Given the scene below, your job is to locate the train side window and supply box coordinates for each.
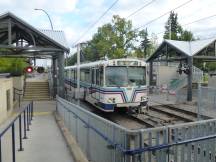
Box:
[96,68,100,85]
[74,69,77,80]
[71,70,74,80]
[100,67,104,86]
[84,69,90,83]
[64,70,67,78]
[80,68,85,82]
[91,68,95,84]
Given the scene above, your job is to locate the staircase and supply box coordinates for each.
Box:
[168,66,204,95]
[24,81,50,101]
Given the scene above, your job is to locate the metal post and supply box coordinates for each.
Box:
[187,57,193,101]
[77,44,81,105]
[149,61,153,93]
[57,53,65,98]
[0,138,1,162]
[18,115,24,151]
[28,105,31,125]
[12,123,16,162]
[52,57,57,98]
[19,95,21,108]
[197,83,201,120]
[23,110,27,139]
[13,88,15,101]
[27,106,30,131]
[8,19,12,45]
[31,101,34,119]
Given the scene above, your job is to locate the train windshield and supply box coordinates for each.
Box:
[106,66,146,87]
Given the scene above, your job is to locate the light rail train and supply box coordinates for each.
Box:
[64,58,148,112]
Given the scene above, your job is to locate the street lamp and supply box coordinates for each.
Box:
[34,8,54,30]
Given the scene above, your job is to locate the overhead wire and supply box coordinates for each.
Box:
[135,0,192,30]
[126,0,156,19]
[155,13,216,36]
[72,0,119,46]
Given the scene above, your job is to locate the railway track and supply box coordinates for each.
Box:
[65,97,211,129]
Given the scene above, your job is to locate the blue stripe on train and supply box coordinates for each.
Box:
[97,102,115,111]
[65,79,147,102]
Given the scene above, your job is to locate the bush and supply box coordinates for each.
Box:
[0,58,28,76]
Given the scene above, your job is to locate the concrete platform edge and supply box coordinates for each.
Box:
[54,112,89,162]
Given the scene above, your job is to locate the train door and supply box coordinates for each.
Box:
[91,68,96,99]
[95,68,100,100]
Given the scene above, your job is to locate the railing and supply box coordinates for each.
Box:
[198,86,216,120]
[13,88,23,108]
[0,101,33,162]
[57,96,216,162]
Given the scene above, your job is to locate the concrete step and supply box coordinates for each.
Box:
[25,95,49,97]
[25,92,49,94]
[23,98,51,101]
[25,85,49,88]
[25,90,49,92]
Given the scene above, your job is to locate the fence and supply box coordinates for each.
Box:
[57,96,216,162]
[0,101,33,162]
[198,86,216,119]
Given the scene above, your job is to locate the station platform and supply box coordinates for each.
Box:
[2,101,74,162]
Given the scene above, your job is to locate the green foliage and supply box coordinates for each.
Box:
[77,15,138,63]
[67,15,159,65]
[0,58,28,76]
[134,29,157,58]
[163,11,194,41]
[194,59,216,73]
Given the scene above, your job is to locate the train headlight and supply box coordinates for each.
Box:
[107,98,116,103]
[141,96,147,101]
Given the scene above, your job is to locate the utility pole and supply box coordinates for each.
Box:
[169,18,172,40]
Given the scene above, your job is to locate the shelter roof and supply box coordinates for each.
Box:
[0,12,69,54]
[147,38,216,62]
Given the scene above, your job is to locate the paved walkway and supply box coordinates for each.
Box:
[2,101,74,162]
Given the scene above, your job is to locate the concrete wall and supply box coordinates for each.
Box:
[154,65,178,86]
[0,77,13,124]
[13,75,24,90]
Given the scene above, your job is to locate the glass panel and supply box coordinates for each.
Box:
[105,66,146,87]
[128,67,146,86]
[106,67,127,87]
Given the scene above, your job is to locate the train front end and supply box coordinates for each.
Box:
[101,59,148,112]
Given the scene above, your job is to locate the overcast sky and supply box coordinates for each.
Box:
[1,0,216,53]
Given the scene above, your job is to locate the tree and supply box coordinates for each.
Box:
[139,28,151,58]
[82,15,137,61]
[179,30,194,41]
[164,11,181,40]
[163,11,195,41]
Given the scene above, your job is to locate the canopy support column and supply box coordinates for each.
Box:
[52,57,57,98]
[187,57,193,101]
[149,61,153,93]
[57,53,65,98]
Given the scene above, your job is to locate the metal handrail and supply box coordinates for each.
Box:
[13,87,23,107]
[0,101,33,162]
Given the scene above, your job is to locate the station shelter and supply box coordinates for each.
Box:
[147,38,216,101]
[0,12,70,97]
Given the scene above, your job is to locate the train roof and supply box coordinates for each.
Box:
[65,58,146,69]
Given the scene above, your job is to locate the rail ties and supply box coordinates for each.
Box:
[149,105,197,122]
[127,114,156,128]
